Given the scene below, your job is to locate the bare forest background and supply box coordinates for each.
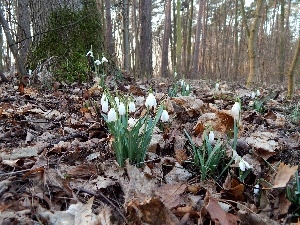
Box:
[0,0,300,96]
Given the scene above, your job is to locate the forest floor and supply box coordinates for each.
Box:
[0,75,300,225]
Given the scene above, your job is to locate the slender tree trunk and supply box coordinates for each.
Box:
[246,0,264,87]
[132,0,140,79]
[17,0,31,67]
[171,1,176,71]
[161,0,171,78]
[0,25,3,72]
[287,37,300,98]
[278,0,285,82]
[122,0,130,73]
[139,0,152,79]
[0,5,26,77]
[233,0,239,80]
[175,0,182,76]
[192,0,204,78]
[186,0,193,75]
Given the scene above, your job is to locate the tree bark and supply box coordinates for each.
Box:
[246,0,264,87]
[186,0,193,75]
[287,37,300,98]
[122,0,130,73]
[104,0,115,56]
[191,0,204,78]
[139,0,152,79]
[278,0,285,82]
[17,0,31,66]
[0,5,26,77]
[161,0,171,78]
[175,0,182,76]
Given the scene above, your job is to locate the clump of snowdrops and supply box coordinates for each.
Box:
[100,91,169,167]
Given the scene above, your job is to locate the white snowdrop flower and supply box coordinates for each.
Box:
[145,93,157,109]
[86,50,93,57]
[180,80,185,87]
[254,184,260,195]
[115,97,120,106]
[128,117,137,127]
[256,89,260,96]
[239,158,252,171]
[231,102,241,120]
[209,131,214,143]
[160,110,169,122]
[101,93,107,105]
[101,56,108,63]
[215,82,220,90]
[28,69,32,76]
[251,92,256,99]
[186,84,190,92]
[95,59,101,66]
[174,71,177,78]
[107,108,117,122]
[128,101,136,113]
[118,102,126,115]
[102,98,109,113]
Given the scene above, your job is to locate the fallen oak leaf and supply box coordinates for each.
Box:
[272,163,298,188]
[206,198,240,225]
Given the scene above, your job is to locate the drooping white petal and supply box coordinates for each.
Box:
[251,92,256,99]
[128,101,136,113]
[118,102,126,115]
[186,84,190,91]
[102,99,109,113]
[128,117,137,127]
[231,102,241,120]
[95,60,101,66]
[107,108,117,122]
[254,184,260,195]
[145,93,157,109]
[86,50,93,57]
[115,97,120,106]
[101,93,107,105]
[160,110,169,122]
[209,131,214,143]
[239,160,246,171]
[256,89,260,96]
[215,83,220,90]
[101,56,108,63]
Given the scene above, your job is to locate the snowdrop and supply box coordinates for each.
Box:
[101,56,108,63]
[254,184,260,195]
[128,101,136,113]
[102,98,109,113]
[95,59,101,66]
[145,93,157,109]
[251,92,256,99]
[101,93,107,105]
[86,50,93,57]
[107,108,117,122]
[209,131,215,143]
[186,84,190,92]
[174,71,177,78]
[181,80,185,87]
[118,102,126,116]
[256,89,260,96]
[160,110,169,122]
[238,158,252,171]
[215,82,220,90]
[28,69,32,76]
[231,102,241,120]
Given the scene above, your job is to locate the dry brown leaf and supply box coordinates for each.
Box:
[206,198,240,225]
[273,163,298,188]
[156,182,187,209]
[66,164,97,178]
[127,197,179,225]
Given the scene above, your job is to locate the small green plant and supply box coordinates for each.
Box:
[184,130,226,181]
[180,80,191,96]
[290,104,300,125]
[253,99,265,113]
[168,82,179,97]
[286,170,300,206]
[101,91,168,167]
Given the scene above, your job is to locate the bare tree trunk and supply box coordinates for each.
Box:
[192,0,204,78]
[233,0,239,80]
[186,0,193,75]
[246,0,264,87]
[278,0,285,82]
[122,0,130,73]
[16,0,31,67]
[132,0,140,78]
[104,0,115,56]
[175,0,182,77]
[0,25,3,72]
[139,0,152,79]
[161,0,171,78]
[0,5,26,77]
[287,37,300,98]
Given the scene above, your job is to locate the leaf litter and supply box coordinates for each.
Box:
[0,78,300,224]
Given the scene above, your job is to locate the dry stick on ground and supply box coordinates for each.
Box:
[73,187,128,224]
